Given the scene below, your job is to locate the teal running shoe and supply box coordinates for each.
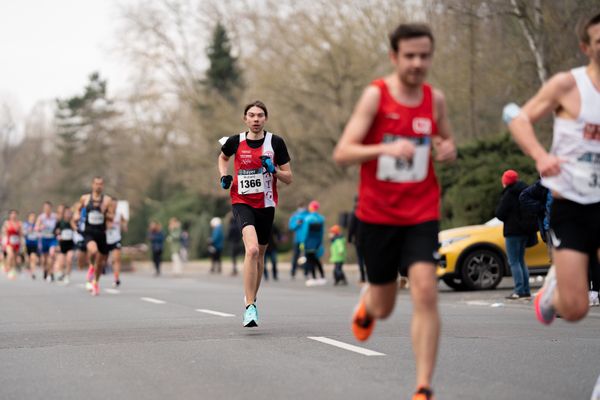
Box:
[243,304,258,327]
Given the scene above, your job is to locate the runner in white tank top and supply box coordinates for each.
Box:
[507,12,600,331]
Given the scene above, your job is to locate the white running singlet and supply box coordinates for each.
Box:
[542,67,600,204]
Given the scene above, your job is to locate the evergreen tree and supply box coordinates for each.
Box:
[55,72,119,199]
[204,23,243,99]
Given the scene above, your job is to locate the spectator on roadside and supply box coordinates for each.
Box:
[298,200,326,285]
[263,224,281,281]
[209,217,224,274]
[495,170,532,300]
[227,215,243,276]
[180,222,190,262]
[148,221,165,277]
[329,224,347,286]
[167,217,183,275]
[347,196,366,284]
[288,201,308,279]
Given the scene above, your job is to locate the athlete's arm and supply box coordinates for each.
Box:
[104,196,115,226]
[433,90,457,162]
[218,153,230,177]
[276,162,292,184]
[333,85,415,166]
[508,73,573,177]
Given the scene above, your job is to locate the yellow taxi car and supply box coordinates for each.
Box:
[437,218,551,291]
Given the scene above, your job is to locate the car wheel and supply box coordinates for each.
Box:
[460,249,503,290]
[441,276,468,291]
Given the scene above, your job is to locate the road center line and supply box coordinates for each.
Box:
[141,297,166,304]
[196,309,235,317]
[105,289,120,294]
[307,336,385,356]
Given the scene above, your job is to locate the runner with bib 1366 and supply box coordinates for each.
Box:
[505,11,600,326]
[218,100,292,327]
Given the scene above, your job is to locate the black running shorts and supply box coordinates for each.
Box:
[59,241,74,254]
[357,219,440,284]
[232,203,275,246]
[107,241,122,253]
[84,230,109,255]
[549,199,600,256]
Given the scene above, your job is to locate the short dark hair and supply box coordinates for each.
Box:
[389,23,434,53]
[244,100,268,117]
[44,201,52,206]
[577,12,600,44]
[93,176,104,182]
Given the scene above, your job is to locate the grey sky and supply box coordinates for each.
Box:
[0,0,130,119]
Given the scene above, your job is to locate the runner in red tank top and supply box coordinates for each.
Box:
[2,210,23,280]
[218,101,293,327]
[334,23,456,400]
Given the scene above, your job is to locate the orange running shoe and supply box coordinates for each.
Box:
[412,387,435,400]
[351,289,374,341]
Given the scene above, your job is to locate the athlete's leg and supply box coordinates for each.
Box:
[65,250,74,278]
[241,225,261,306]
[552,249,590,321]
[5,246,16,272]
[29,252,38,277]
[112,248,121,282]
[408,262,440,391]
[55,252,65,278]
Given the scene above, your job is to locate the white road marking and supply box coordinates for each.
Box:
[141,297,166,304]
[307,336,385,356]
[196,309,235,317]
[105,288,120,294]
[466,300,491,306]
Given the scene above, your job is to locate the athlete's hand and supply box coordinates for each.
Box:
[220,175,233,190]
[260,156,276,174]
[535,153,564,178]
[433,137,457,162]
[382,139,415,160]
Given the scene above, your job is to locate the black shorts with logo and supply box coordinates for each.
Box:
[549,199,600,256]
[357,219,440,284]
[84,230,109,255]
[232,203,275,246]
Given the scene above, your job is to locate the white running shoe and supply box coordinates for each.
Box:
[589,291,600,307]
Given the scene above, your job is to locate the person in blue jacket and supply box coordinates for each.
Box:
[298,200,326,285]
[287,201,308,279]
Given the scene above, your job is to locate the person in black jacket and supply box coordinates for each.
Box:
[495,170,531,299]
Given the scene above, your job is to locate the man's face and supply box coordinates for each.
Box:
[243,106,267,134]
[582,23,600,65]
[390,37,433,87]
[92,179,104,194]
[9,211,17,220]
[43,203,51,214]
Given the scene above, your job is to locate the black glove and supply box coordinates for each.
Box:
[260,156,276,174]
[220,175,233,189]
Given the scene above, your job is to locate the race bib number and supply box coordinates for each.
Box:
[237,168,264,195]
[88,210,105,225]
[26,233,38,241]
[377,135,430,183]
[572,153,600,196]
[106,228,121,244]
[8,235,20,245]
[60,229,73,241]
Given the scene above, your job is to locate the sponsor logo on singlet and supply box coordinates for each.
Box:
[412,118,432,135]
[584,123,600,141]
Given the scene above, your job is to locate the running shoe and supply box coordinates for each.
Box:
[113,279,121,288]
[534,265,557,325]
[85,281,94,291]
[412,387,435,400]
[91,281,99,296]
[63,275,70,285]
[86,264,94,282]
[243,304,258,327]
[7,269,17,280]
[351,286,375,342]
[589,291,600,307]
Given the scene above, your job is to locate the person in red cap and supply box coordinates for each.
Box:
[298,200,326,285]
[495,169,532,299]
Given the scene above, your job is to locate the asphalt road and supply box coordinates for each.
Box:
[1,265,599,400]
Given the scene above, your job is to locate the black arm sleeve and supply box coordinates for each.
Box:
[272,135,291,166]
[221,135,240,157]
